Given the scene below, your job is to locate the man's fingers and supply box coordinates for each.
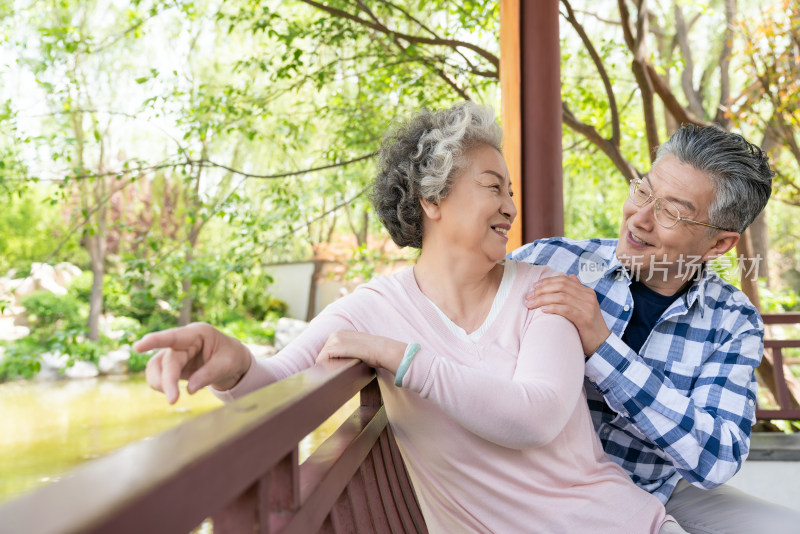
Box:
[527,292,573,310]
[537,303,576,322]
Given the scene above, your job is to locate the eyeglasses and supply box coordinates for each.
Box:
[628,179,732,232]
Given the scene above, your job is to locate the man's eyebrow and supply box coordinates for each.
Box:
[644,174,696,214]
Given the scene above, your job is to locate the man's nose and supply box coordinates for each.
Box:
[628,198,656,229]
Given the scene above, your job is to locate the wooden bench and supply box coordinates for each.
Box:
[0,359,428,533]
[3,313,797,532]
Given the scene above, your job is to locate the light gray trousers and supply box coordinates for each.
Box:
[664,479,800,534]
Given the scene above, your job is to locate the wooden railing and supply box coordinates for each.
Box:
[757,313,800,422]
[0,359,428,534]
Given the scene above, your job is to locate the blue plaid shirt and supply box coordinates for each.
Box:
[509,237,763,504]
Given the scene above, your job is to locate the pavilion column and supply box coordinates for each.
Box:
[501,0,563,246]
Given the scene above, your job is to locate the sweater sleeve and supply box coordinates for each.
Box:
[211,307,358,401]
[401,309,586,450]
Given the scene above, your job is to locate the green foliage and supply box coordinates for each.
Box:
[20,291,83,335]
[760,283,800,313]
[0,339,42,381]
[0,187,85,274]
[218,316,276,345]
[127,350,152,373]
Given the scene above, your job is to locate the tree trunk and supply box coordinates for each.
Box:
[736,229,761,312]
[178,270,193,326]
[87,230,105,341]
[748,212,769,287]
[748,122,783,288]
[306,258,324,322]
[178,228,201,327]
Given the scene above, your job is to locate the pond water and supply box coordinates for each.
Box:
[0,375,222,503]
[0,375,356,507]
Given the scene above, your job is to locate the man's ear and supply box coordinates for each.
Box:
[419,197,441,221]
[702,231,740,262]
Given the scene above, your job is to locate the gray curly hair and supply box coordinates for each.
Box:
[372,101,503,248]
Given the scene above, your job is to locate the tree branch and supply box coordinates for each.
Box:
[353,0,472,99]
[562,102,641,183]
[298,0,499,69]
[715,0,736,126]
[618,0,660,159]
[645,63,710,126]
[561,0,621,145]
[674,3,706,118]
[60,151,378,182]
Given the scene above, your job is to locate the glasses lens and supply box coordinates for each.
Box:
[653,199,680,228]
[630,180,650,206]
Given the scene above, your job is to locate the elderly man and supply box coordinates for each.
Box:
[510,124,799,533]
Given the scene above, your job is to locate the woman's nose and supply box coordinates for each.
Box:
[502,195,518,223]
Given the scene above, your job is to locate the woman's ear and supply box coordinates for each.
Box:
[420,197,441,221]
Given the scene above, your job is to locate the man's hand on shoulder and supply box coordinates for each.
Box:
[526,274,611,356]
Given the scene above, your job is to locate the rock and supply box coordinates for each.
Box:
[54,262,82,287]
[99,314,126,340]
[273,317,309,351]
[13,277,37,298]
[245,343,278,359]
[0,316,29,342]
[99,348,131,375]
[14,263,69,298]
[37,351,69,380]
[64,360,99,379]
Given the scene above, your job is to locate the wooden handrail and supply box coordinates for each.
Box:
[0,359,427,534]
[757,313,800,422]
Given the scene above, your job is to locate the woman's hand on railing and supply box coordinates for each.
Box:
[133,322,253,404]
[316,330,406,374]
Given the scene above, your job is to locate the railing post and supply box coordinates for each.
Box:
[212,448,299,534]
[267,448,300,532]
[360,376,382,408]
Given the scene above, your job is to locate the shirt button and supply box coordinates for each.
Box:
[748,399,755,407]
[623,305,631,312]
[588,376,596,382]
[621,411,629,418]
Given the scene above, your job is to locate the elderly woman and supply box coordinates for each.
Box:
[135,102,683,533]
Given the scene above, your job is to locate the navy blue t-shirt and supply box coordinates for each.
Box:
[621,281,686,354]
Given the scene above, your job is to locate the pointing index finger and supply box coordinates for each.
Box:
[133,326,199,354]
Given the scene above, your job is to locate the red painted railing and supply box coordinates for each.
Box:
[0,359,428,533]
[758,313,800,422]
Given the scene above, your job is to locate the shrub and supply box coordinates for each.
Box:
[21,291,83,335]
[219,317,275,345]
[128,350,152,373]
[0,338,42,380]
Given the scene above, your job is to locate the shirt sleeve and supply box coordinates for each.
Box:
[584,310,762,489]
[210,306,359,401]
[402,310,586,450]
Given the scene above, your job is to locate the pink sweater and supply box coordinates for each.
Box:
[215,262,669,533]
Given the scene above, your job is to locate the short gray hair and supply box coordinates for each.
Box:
[372,101,503,248]
[655,124,774,234]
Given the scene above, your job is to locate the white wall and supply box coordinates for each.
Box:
[265,262,315,320]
